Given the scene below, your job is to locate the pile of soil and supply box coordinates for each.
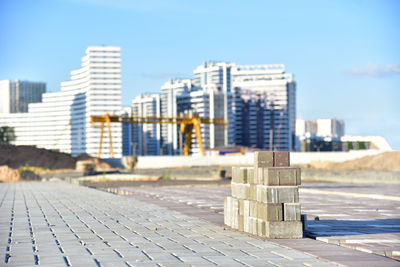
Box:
[0,165,20,182]
[0,144,112,182]
[309,151,400,172]
[0,165,44,183]
[0,144,76,169]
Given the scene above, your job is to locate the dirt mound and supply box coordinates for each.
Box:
[309,151,400,171]
[0,144,76,169]
[0,165,20,182]
[0,145,112,170]
[0,145,114,182]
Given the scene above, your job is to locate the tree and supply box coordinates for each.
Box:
[347,141,353,151]
[358,141,366,150]
[0,126,16,144]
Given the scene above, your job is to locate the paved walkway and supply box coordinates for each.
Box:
[117,182,400,263]
[301,183,400,260]
[1,182,339,267]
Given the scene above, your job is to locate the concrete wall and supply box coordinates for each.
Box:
[131,150,383,169]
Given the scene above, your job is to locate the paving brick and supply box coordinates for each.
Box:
[249,201,258,218]
[0,182,343,267]
[145,251,183,262]
[258,167,301,186]
[274,151,290,167]
[126,262,158,267]
[243,200,250,233]
[231,167,248,184]
[249,184,257,200]
[252,217,258,235]
[66,256,98,266]
[178,256,218,265]
[257,219,266,237]
[265,221,303,239]
[202,255,244,266]
[231,182,250,199]
[256,185,278,203]
[257,185,299,204]
[247,167,255,184]
[260,168,279,185]
[254,151,274,168]
[238,199,244,216]
[277,167,301,186]
[231,197,239,230]
[223,197,231,227]
[284,203,301,221]
[257,202,283,222]
[238,214,244,232]
[277,186,299,203]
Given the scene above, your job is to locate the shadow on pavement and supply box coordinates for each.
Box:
[306,218,400,237]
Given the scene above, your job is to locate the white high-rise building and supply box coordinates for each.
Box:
[231,64,296,151]
[296,119,344,140]
[0,80,46,113]
[191,62,296,151]
[0,46,122,158]
[132,62,296,155]
[295,119,345,151]
[160,79,193,155]
[193,62,232,146]
[316,119,344,139]
[176,86,226,154]
[132,93,161,155]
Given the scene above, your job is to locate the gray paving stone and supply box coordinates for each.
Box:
[235,258,276,266]
[202,255,245,266]
[36,255,66,265]
[127,262,159,267]
[0,182,339,267]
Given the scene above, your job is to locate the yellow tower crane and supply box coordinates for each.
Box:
[90,114,227,158]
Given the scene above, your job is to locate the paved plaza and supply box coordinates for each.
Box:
[117,182,400,263]
[0,182,340,267]
[1,182,399,266]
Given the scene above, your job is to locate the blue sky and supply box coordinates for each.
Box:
[1,0,399,149]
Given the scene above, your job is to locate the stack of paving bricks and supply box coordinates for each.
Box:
[224,151,303,238]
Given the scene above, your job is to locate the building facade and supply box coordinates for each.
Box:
[159,79,193,155]
[231,64,296,151]
[131,93,161,156]
[0,80,46,113]
[296,119,345,151]
[296,119,344,140]
[176,86,226,154]
[131,62,296,155]
[193,62,232,146]
[0,46,122,158]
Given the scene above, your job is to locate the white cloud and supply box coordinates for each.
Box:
[347,62,400,77]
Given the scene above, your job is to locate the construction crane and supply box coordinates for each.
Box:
[90,114,226,158]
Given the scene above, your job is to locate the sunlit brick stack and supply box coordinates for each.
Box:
[224,151,303,238]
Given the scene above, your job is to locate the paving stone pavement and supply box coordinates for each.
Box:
[117,182,400,263]
[301,185,400,261]
[0,182,341,267]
